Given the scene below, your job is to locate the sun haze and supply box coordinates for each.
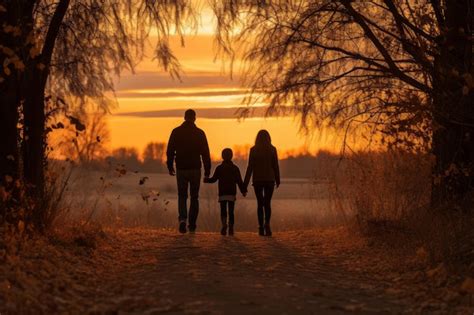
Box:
[108,5,337,158]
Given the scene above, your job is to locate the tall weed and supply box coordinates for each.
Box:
[335,150,431,231]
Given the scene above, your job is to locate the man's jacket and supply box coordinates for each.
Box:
[166,121,211,176]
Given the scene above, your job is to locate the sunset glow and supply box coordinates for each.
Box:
[108,11,332,157]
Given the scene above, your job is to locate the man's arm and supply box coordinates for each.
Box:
[166,130,176,175]
[200,131,211,177]
[205,166,219,183]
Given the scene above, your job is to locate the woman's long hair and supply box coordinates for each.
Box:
[255,129,272,148]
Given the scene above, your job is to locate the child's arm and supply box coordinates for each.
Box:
[204,166,219,183]
[236,167,247,196]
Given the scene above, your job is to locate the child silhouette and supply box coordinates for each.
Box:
[204,148,247,235]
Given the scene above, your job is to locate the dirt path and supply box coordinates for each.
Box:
[84,229,417,314]
[3,228,469,314]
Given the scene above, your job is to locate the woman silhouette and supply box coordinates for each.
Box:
[244,130,280,236]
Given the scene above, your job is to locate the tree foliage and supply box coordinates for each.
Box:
[0,0,196,228]
[212,0,473,202]
[214,1,437,143]
[51,109,110,164]
[142,142,166,172]
[38,0,195,108]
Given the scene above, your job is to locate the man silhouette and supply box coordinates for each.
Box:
[166,109,211,234]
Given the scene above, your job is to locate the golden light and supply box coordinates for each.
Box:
[108,3,341,158]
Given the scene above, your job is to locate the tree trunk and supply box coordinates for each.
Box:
[23,72,46,202]
[0,80,20,196]
[0,13,20,188]
[21,0,70,230]
[0,1,34,222]
[431,0,474,206]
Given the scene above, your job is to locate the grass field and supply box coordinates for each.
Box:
[62,170,350,231]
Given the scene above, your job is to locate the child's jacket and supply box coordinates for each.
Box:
[207,161,246,196]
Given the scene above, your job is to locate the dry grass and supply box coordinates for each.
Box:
[48,222,107,250]
[335,150,474,270]
[15,150,472,271]
[12,150,473,268]
[1,154,473,313]
[49,167,344,232]
[336,150,431,227]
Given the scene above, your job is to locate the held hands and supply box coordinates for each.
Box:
[203,177,211,183]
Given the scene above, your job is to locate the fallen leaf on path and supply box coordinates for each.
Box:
[0,280,11,291]
[343,303,365,311]
[239,300,256,305]
[264,263,281,271]
[416,247,429,265]
[426,263,447,280]
[311,289,324,297]
[385,288,402,295]
[460,277,474,294]
[442,289,459,302]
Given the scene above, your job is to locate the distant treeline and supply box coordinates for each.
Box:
[232,151,341,180]
[60,140,429,182]
[62,141,344,179]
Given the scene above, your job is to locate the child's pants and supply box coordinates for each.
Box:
[220,201,235,226]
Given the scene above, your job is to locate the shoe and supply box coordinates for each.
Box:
[188,225,196,234]
[264,224,272,237]
[228,225,234,236]
[258,227,264,236]
[179,222,187,234]
[220,224,227,236]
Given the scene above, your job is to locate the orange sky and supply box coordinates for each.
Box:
[108,6,342,158]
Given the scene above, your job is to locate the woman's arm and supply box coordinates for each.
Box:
[243,148,254,188]
[273,147,281,187]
